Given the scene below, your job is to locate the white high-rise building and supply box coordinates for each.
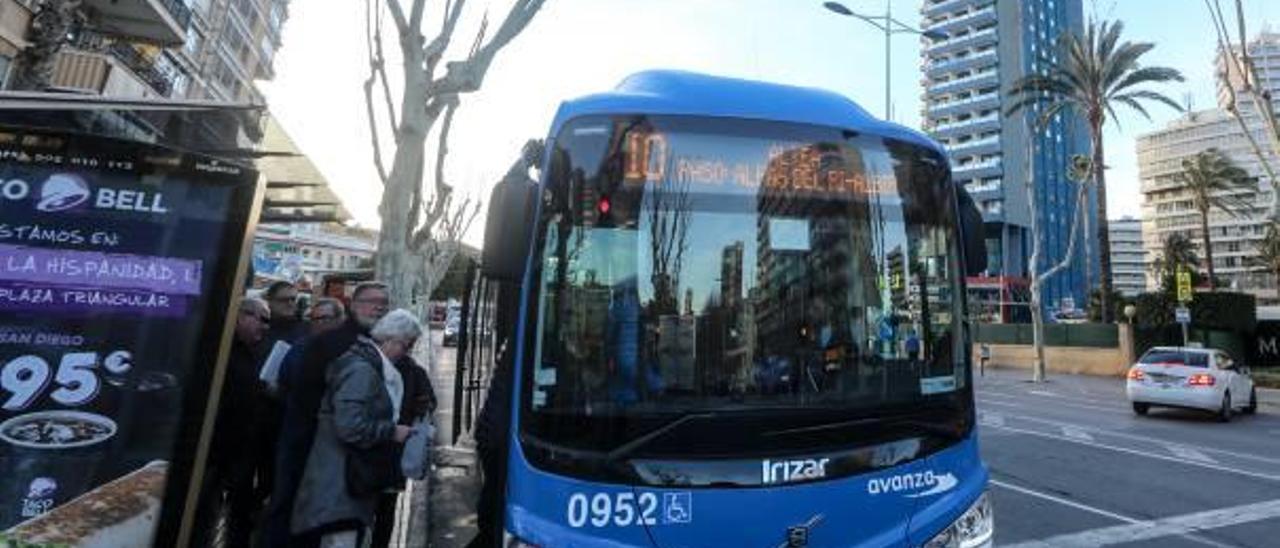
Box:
[1137,102,1278,299]
[1108,216,1146,296]
[1139,32,1280,301]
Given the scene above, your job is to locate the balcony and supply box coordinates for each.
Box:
[927,27,998,57]
[82,0,192,46]
[952,157,1003,180]
[926,49,997,78]
[931,112,1001,138]
[947,134,1001,156]
[927,68,998,96]
[922,0,983,18]
[966,178,1003,194]
[924,4,996,35]
[54,32,178,97]
[928,90,1000,118]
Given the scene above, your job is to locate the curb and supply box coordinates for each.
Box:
[1258,387,1280,409]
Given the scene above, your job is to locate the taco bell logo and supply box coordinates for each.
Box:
[37,173,91,212]
[27,477,56,498]
[20,477,57,518]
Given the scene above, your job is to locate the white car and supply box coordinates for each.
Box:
[1126,346,1258,421]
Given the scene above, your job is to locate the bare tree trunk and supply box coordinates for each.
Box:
[1200,208,1217,290]
[376,56,431,308]
[1029,277,1046,382]
[1024,117,1088,382]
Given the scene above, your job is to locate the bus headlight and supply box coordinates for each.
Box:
[923,491,993,548]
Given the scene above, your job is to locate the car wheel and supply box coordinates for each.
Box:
[1218,392,1233,423]
[1244,387,1258,415]
[1132,402,1150,415]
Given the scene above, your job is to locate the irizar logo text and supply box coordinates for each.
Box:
[866,470,958,498]
[761,458,830,484]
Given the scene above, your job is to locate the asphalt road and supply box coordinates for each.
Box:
[977,367,1280,548]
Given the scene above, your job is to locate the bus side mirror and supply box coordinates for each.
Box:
[957,188,987,276]
[481,180,537,282]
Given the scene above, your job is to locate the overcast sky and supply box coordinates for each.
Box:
[260,0,1280,245]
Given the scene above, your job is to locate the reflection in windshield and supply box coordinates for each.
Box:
[530,116,964,424]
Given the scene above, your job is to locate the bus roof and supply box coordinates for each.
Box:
[548,70,944,155]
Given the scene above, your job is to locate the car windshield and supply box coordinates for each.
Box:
[1139,350,1209,368]
[522,115,968,458]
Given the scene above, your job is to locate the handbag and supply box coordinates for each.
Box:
[345,440,405,498]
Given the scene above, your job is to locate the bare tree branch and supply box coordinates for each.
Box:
[433,99,460,199]
[424,0,468,77]
[430,0,546,96]
[385,0,411,34]
[369,0,400,134]
[1206,0,1280,218]
[469,12,490,59]
[368,0,545,308]
[409,99,461,251]
[364,0,390,184]
[408,0,427,31]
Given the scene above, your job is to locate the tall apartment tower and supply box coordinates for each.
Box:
[920,0,1095,319]
[179,0,289,104]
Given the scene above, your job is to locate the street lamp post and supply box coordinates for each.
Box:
[822,1,947,121]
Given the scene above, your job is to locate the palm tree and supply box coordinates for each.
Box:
[1254,222,1280,289]
[1152,232,1200,293]
[1176,149,1253,290]
[1006,19,1184,322]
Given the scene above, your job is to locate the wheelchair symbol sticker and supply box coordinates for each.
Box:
[663,492,693,524]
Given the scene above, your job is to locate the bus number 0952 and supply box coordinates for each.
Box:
[566,492,658,528]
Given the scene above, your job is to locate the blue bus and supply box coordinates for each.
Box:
[477,70,991,548]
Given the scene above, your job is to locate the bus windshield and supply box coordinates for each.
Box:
[524,115,969,467]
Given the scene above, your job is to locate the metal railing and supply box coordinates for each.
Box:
[107,42,174,96]
[69,31,178,96]
[933,112,999,133]
[927,26,997,53]
[929,90,999,113]
[157,0,195,31]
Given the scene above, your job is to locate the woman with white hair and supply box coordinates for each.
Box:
[291,309,423,547]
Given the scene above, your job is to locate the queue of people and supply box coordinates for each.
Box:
[199,280,435,548]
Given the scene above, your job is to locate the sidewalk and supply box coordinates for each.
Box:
[387,334,441,547]
[422,329,484,547]
[1259,387,1280,410]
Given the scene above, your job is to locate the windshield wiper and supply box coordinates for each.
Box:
[604,411,718,464]
[761,410,967,440]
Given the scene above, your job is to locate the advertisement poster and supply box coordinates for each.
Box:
[0,127,257,540]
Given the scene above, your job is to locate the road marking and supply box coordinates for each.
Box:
[1004,498,1280,548]
[991,479,1236,548]
[981,385,1122,404]
[1061,426,1094,442]
[979,385,1129,409]
[984,423,1280,483]
[978,393,1130,415]
[980,412,1005,428]
[1165,444,1218,464]
[986,411,1280,465]
[990,479,1141,524]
